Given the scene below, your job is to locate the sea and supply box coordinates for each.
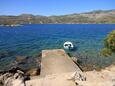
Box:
[0,24,115,70]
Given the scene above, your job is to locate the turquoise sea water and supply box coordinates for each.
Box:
[0,24,115,69]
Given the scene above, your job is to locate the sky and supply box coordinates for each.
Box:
[0,0,115,16]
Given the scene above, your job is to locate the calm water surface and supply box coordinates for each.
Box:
[0,24,115,69]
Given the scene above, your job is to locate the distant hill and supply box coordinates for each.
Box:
[0,9,115,24]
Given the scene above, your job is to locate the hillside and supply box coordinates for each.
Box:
[0,10,115,24]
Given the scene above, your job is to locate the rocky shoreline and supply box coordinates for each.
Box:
[0,53,41,86]
[0,50,115,86]
[0,67,26,86]
[0,57,115,86]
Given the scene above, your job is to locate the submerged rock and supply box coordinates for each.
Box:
[0,52,41,76]
[15,55,41,76]
[6,54,41,76]
[26,68,40,76]
[16,56,29,64]
[0,50,14,59]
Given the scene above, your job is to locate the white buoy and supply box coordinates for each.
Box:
[63,41,74,50]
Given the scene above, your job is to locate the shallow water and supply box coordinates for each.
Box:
[0,24,115,70]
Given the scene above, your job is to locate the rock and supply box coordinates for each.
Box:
[0,73,12,85]
[2,54,41,77]
[15,55,41,71]
[69,71,86,81]
[16,56,29,64]
[5,54,41,76]
[0,68,26,86]
[0,53,41,85]
[0,50,13,59]
[26,68,40,76]
[13,55,41,76]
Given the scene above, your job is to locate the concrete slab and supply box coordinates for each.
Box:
[26,72,77,86]
[41,49,81,76]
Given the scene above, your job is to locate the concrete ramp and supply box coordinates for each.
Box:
[41,49,81,76]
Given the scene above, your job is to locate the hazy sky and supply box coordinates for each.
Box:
[0,0,115,16]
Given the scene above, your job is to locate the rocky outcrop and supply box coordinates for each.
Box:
[0,54,41,86]
[0,52,41,86]
[0,67,26,86]
[6,54,41,76]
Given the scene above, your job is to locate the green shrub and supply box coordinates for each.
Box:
[104,30,115,52]
[100,48,112,57]
[101,30,115,56]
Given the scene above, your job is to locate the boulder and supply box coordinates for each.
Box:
[0,68,26,86]
[26,68,40,76]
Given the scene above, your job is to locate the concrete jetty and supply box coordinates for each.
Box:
[41,49,81,76]
[26,49,81,86]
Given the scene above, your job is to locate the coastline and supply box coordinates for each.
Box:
[0,49,115,86]
[26,64,115,86]
[0,24,23,27]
